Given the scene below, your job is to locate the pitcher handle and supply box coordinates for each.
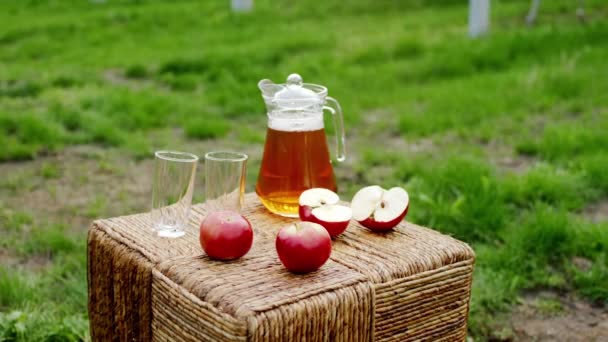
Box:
[323,96,346,162]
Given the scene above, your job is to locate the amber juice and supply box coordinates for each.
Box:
[256,116,336,217]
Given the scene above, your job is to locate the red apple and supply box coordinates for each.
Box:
[351,185,409,231]
[200,210,253,260]
[275,221,332,273]
[299,188,352,237]
[299,188,339,217]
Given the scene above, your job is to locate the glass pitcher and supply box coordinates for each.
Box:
[256,73,346,217]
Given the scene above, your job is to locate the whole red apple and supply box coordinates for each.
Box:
[200,210,253,260]
[275,221,332,273]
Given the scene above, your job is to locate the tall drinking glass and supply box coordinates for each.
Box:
[205,151,248,212]
[152,151,198,238]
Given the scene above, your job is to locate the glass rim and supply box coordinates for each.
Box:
[205,151,248,162]
[155,150,199,163]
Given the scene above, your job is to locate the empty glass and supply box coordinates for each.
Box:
[152,151,198,238]
[205,151,248,212]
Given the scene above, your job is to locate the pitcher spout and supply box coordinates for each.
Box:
[258,79,283,99]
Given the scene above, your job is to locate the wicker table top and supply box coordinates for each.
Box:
[88,193,475,341]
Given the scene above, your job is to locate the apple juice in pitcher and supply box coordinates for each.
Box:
[256,74,346,217]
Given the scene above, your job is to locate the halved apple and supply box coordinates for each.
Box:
[351,185,409,231]
[299,188,352,237]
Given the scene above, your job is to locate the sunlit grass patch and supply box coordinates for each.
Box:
[477,206,608,297]
[502,163,596,211]
[571,221,608,260]
[21,224,79,257]
[575,153,608,196]
[0,306,89,342]
[0,219,88,340]
[160,74,200,92]
[573,260,608,304]
[50,106,86,133]
[124,64,149,79]
[50,76,82,89]
[79,90,175,131]
[40,162,61,179]
[0,268,37,309]
[467,206,607,336]
[404,156,506,243]
[0,112,66,160]
[467,266,521,338]
[0,80,42,98]
[516,116,608,161]
[503,205,574,269]
[569,221,608,303]
[237,126,265,144]
[0,209,33,234]
[184,117,231,140]
[477,207,571,290]
[0,226,88,340]
[0,137,39,161]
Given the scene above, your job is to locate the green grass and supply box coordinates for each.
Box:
[534,297,564,316]
[399,153,608,338]
[516,115,608,161]
[0,221,88,341]
[405,156,506,243]
[0,0,605,160]
[574,261,608,303]
[21,224,79,257]
[0,269,37,309]
[1,0,608,340]
[576,153,608,195]
[183,117,231,140]
[0,307,89,342]
[40,162,61,179]
[502,163,596,211]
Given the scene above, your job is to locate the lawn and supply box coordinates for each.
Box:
[1,0,607,340]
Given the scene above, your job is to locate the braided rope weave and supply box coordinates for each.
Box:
[88,193,474,341]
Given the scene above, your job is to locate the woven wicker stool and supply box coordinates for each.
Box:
[88,193,474,341]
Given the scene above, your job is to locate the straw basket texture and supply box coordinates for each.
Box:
[88,193,474,341]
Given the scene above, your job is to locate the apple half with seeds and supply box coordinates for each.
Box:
[351,185,409,231]
[298,188,352,237]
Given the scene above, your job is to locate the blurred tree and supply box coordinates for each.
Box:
[527,0,586,25]
[526,0,540,25]
[232,0,253,12]
[469,0,490,38]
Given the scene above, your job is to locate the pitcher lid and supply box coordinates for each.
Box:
[258,73,327,107]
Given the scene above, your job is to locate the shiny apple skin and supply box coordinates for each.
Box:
[275,222,332,273]
[298,205,350,238]
[298,205,314,221]
[199,210,253,260]
[317,219,350,238]
[358,205,409,231]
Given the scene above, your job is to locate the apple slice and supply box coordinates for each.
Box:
[308,204,352,237]
[299,188,339,221]
[299,188,339,208]
[299,188,351,237]
[351,185,409,231]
